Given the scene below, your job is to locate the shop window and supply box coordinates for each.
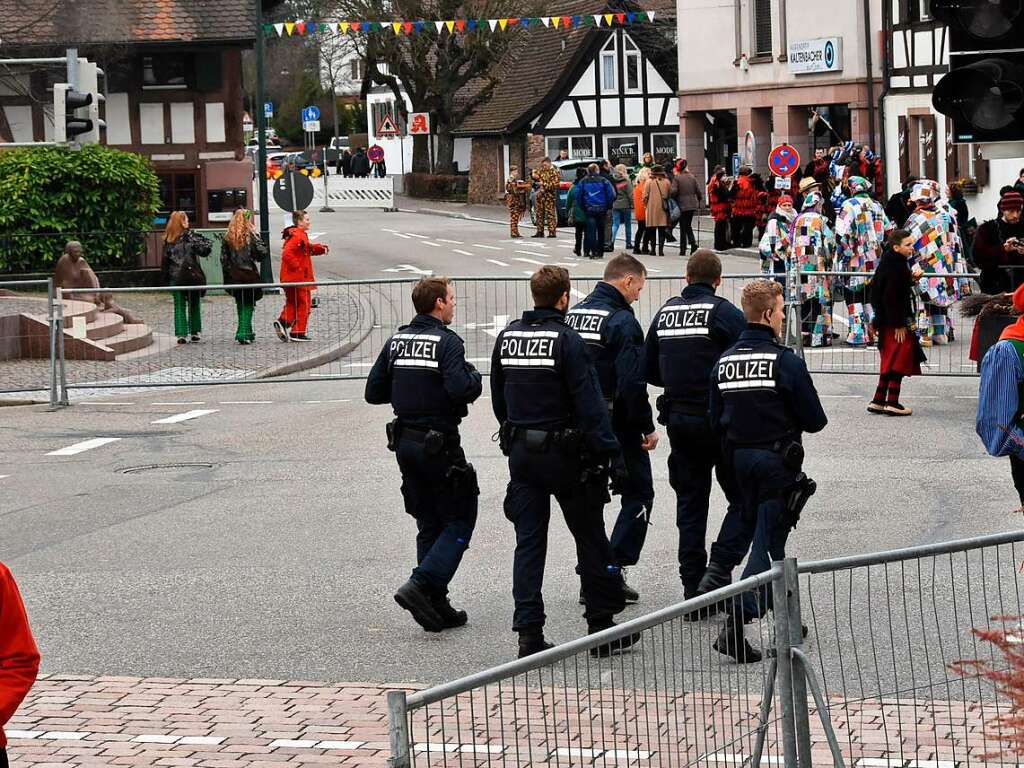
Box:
[652,133,679,167]
[624,36,641,93]
[600,36,616,92]
[753,0,772,57]
[605,134,641,168]
[156,172,198,226]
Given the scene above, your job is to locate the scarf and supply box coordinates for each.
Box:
[1000,317,1024,343]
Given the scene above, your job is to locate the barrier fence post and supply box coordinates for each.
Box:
[55,287,69,406]
[46,278,58,408]
[784,557,814,767]
[387,689,411,768]
[771,561,800,768]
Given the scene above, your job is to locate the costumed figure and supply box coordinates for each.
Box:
[905,181,967,346]
[505,165,529,239]
[791,191,835,347]
[758,194,796,281]
[835,175,893,345]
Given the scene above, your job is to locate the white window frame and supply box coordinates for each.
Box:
[623,35,642,94]
[546,135,598,159]
[545,136,569,158]
[604,133,642,167]
[650,132,680,164]
[600,36,617,94]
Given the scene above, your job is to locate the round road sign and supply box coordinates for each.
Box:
[367,145,385,163]
[273,170,315,212]
[768,144,801,177]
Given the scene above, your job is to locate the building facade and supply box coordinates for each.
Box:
[677,0,884,188]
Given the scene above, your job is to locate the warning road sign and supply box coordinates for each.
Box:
[376,114,400,137]
[768,144,801,177]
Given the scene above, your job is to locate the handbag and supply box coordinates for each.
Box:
[665,197,681,224]
[224,241,262,284]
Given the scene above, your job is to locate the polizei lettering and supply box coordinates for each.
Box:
[565,313,604,334]
[717,351,779,391]
[499,329,558,369]
[656,302,714,338]
[500,336,554,358]
[389,333,441,369]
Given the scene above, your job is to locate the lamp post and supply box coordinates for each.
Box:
[254,0,273,280]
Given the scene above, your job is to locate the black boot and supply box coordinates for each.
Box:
[394,580,444,632]
[579,572,639,605]
[588,618,641,658]
[518,630,554,658]
[431,595,468,629]
[685,562,732,621]
[713,618,762,664]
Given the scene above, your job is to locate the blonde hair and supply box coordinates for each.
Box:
[224,209,251,251]
[615,163,628,177]
[636,167,652,184]
[163,211,189,244]
[741,280,784,322]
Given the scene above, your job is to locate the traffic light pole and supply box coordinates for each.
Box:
[255,0,271,257]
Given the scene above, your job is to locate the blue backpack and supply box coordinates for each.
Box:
[581,177,611,214]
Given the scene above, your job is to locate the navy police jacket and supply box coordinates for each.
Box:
[709,324,828,447]
[566,281,655,437]
[490,307,619,457]
[645,282,746,411]
[365,314,483,432]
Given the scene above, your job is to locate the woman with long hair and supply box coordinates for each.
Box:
[642,166,671,256]
[162,211,210,344]
[221,209,267,344]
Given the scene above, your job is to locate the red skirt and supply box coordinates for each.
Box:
[878,326,923,376]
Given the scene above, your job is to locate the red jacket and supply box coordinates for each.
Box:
[731,175,761,218]
[708,179,732,222]
[280,226,327,284]
[0,563,40,748]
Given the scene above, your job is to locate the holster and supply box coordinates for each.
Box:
[776,440,805,472]
[386,419,400,452]
[423,430,446,456]
[446,460,480,498]
[498,422,514,456]
[580,462,612,507]
[783,473,817,530]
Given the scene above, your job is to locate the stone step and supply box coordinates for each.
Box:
[83,312,124,341]
[102,324,153,355]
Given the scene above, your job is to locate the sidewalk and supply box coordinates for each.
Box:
[6,674,1009,767]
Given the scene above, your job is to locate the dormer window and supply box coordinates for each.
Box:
[624,35,641,92]
[600,36,616,92]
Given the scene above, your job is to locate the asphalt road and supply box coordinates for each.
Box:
[1,368,1018,692]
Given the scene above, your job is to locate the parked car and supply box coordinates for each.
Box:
[266,152,288,179]
[325,136,350,164]
[246,139,283,158]
[528,158,601,227]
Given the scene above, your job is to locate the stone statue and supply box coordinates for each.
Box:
[54,241,141,324]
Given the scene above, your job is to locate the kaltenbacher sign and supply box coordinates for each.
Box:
[788,37,844,75]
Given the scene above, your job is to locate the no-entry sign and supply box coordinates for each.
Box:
[768,144,801,177]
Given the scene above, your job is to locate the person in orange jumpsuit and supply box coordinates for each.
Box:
[1,561,40,768]
[274,209,329,342]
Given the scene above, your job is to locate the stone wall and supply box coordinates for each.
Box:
[466,137,504,205]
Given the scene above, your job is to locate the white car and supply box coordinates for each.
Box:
[245,140,283,158]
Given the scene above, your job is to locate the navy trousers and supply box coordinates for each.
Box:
[608,431,655,567]
[504,439,625,632]
[396,435,478,596]
[667,414,752,590]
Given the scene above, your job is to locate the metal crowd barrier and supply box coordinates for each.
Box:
[387,530,1024,768]
[0,278,61,405]
[0,271,989,402]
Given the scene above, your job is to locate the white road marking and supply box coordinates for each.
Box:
[514,256,545,265]
[514,240,548,249]
[219,401,273,405]
[422,241,442,247]
[453,249,474,256]
[522,270,535,276]
[404,232,428,238]
[382,264,433,275]
[486,259,510,267]
[557,244,574,249]
[437,238,463,244]
[151,409,219,425]
[151,402,206,406]
[79,402,134,406]
[473,243,504,250]
[647,267,662,273]
[303,399,352,404]
[570,288,587,299]
[0,475,8,480]
[955,395,979,399]
[309,231,326,240]
[389,232,412,239]
[382,228,400,233]
[47,437,121,457]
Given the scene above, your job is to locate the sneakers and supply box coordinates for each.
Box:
[587,619,641,658]
[713,619,762,664]
[394,580,444,632]
[518,631,554,658]
[273,320,291,342]
[190,334,201,343]
[177,337,188,345]
[884,402,913,416]
[867,400,887,414]
[290,333,312,342]
[430,595,468,630]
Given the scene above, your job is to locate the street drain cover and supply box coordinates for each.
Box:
[119,462,215,474]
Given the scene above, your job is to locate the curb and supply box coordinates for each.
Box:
[257,289,377,380]
[400,206,508,226]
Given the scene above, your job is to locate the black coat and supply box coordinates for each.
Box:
[870,248,915,328]
[162,230,211,292]
[351,152,371,177]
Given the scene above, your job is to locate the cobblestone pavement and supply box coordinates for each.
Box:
[6,675,1015,767]
[0,287,369,399]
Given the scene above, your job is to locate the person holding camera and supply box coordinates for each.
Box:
[973,191,1024,295]
[365,277,483,634]
[491,266,635,660]
[709,280,828,663]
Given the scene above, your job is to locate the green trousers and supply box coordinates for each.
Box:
[173,292,202,338]
[234,294,256,342]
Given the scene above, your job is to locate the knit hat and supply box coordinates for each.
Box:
[801,191,823,211]
[848,175,871,194]
[798,177,820,194]
[999,191,1024,212]
[1014,283,1024,313]
[778,194,794,206]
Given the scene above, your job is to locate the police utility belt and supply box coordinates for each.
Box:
[656,395,707,418]
[498,422,581,456]
[386,419,458,455]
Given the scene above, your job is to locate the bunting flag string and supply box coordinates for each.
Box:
[262,10,656,37]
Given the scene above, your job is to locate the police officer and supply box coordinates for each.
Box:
[365,277,483,633]
[644,250,750,604]
[492,266,638,659]
[709,280,828,662]
[566,253,658,602]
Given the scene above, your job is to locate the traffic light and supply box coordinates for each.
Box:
[931,0,1024,143]
[76,61,105,145]
[53,83,93,143]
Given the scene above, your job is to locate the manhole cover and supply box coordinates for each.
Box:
[119,462,215,474]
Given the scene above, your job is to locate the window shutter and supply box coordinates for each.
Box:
[754,0,772,56]
[975,145,990,188]
[922,114,938,180]
[898,115,910,186]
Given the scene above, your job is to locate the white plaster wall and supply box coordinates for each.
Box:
[105,93,131,145]
[3,106,33,142]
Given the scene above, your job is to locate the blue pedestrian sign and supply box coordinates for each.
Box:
[264,102,273,118]
[301,105,321,122]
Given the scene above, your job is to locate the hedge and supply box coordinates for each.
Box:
[0,145,159,274]
[404,172,469,200]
